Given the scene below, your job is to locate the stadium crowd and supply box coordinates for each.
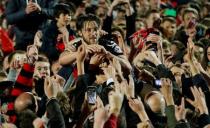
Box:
[1,0,210,128]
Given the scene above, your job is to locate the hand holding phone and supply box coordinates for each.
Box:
[154,79,162,88]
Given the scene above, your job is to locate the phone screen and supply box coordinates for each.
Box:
[87,86,97,105]
[72,40,82,50]
[155,80,162,88]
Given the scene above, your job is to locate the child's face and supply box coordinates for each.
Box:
[34,61,50,79]
[56,13,71,27]
[162,21,176,39]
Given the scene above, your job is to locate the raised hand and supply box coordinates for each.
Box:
[86,44,107,55]
[89,53,105,66]
[44,77,59,99]
[128,97,150,122]
[26,45,38,65]
[128,97,145,115]
[25,0,41,14]
[10,57,24,70]
[160,78,174,106]
[58,27,69,45]
[121,75,135,99]
[186,37,195,62]
[34,30,43,48]
[111,0,126,7]
[175,97,187,121]
[186,86,208,115]
[94,105,111,128]
[53,75,66,91]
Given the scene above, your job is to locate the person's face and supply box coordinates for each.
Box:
[136,0,149,16]
[96,6,106,21]
[162,21,176,39]
[136,20,146,30]
[80,21,99,45]
[34,62,50,79]
[27,46,38,62]
[56,13,71,27]
[112,31,124,50]
[146,12,160,28]
[146,92,165,114]
[149,0,160,10]
[183,12,197,28]
[136,1,141,13]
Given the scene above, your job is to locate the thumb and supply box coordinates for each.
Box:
[185,98,194,107]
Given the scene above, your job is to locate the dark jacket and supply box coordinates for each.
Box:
[197,114,210,128]
[46,98,65,128]
[40,21,75,62]
[5,0,58,50]
[175,121,191,128]
[182,74,210,112]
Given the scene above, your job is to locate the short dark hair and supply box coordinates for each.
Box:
[37,54,49,63]
[76,14,101,31]
[144,9,159,18]
[18,109,37,128]
[172,40,185,51]
[162,16,176,24]
[54,3,71,18]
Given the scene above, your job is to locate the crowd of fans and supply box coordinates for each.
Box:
[1,0,210,127]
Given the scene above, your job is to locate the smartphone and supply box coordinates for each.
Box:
[154,79,162,88]
[72,38,82,50]
[87,86,97,105]
[145,41,158,51]
[146,32,160,51]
